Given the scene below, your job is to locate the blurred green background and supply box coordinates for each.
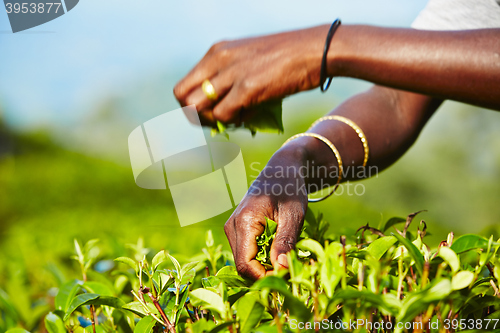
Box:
[1,0,500,331]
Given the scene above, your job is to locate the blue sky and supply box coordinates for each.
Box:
[0,1,428,128]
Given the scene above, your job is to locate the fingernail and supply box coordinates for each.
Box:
[278,254,288,268]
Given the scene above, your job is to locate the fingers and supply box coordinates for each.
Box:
[224,212,266,280]
[270,203,305,269]
[184,73,234,112]
[174,58,218,105]
[213,86,246,123]
[174,41,230,106]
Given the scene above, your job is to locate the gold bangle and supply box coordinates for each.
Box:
[310,115,369,167]
[282,132,343,203]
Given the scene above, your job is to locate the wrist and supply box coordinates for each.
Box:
[326,24,351,78]
[271,140,310,170]
[262,140,310,186]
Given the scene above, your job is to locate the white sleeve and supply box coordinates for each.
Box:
[412,0,500,30]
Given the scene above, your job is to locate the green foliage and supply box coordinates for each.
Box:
[1,210,500,333]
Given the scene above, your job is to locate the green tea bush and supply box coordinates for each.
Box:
[1,210,499,333]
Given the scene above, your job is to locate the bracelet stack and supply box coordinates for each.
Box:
[282,116,369,202]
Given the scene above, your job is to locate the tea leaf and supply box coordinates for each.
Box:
[92,296,126,309]
[252,276,311,322]
[168,254,182,279]
[244,100,283,134]
[451,271,475,290]
[216,266,251,287]
[181,261,199,278]
[55,279,82,312]
[122,301,159,317]
[265,217,277,236]
[335,290,398,315]
[437,246,460,273]
[209,322,237,333]
[451,234,490,253]
[399,279,451,321]
[5,329,30,333]
[189,288,226,317]
[83,281,115,296]
[202,276,221,288]
[64,293,99,320]
[152,250,167,271]
[115,257,138,274]
[236,293,264,333]
[255,218,278,269]
[392,233,424,275]
[296,239,325,262]
[383,217,406,232]
[133,315,156,333]
[365,236,397,260]
[64,294,125,320]
[44,312,65,333]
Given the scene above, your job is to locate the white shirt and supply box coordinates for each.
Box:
[412,0,500,30]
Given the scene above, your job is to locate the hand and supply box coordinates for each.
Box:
[174,25,329,126]
[224,146,308,279]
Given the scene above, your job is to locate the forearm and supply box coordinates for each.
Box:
[328,25,500,110]
[272,86,442,188]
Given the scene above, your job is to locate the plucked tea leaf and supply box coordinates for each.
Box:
[255,218,278,269]
[212,100,283,136]
[245,100,284,134]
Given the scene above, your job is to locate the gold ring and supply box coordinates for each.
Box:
[202,79,218,101]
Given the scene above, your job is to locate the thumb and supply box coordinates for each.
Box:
[270,207,304,269]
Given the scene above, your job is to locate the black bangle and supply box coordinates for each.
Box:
[320,19,341,92]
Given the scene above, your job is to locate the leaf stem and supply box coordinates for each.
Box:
[90,305,97,333]
[147,291,177,333]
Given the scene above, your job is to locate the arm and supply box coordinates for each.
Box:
[224,86,442,279]
[174,25,500,124]
[329,26,500,111]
